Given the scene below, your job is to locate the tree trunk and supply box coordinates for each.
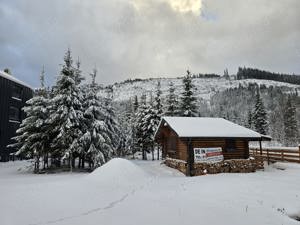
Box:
[78,157,81,169]
[43,154,46,170]
[157,145,160,160]
[144,150,147,160]
[35,155,40,173]
[152,145,154,161]
[45,153,49,169]
[142,146,145,160]
[72,156,75,169]
[82,155,85,169]
[69,154,73,173]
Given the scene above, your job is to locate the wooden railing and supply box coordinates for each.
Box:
[250,146,300,164]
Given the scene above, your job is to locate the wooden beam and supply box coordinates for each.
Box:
[259,140,262,155]
[186,138,194,176]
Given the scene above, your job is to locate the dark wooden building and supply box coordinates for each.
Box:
[155,117,271,175]
[0,70,33,161]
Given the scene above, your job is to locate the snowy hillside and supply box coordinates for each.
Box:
[103,77,299,102]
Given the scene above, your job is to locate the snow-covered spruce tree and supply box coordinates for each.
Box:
[246,110,253,129]
[47,49,83,172]
[133,95,139,112]
[81,69,112,169]
[117,99,134,157]
[283,95,299,146]
[102,87,122,156]
[141,103,158,160]
[131,95,140,158]
[179,70,198,117]
[74,59,85,86]
[165,81,179,116]
[73,59,86,167]
[153,81,163,159]
[252,89,268,135]
[12,67,49,173]
[135,94,148,160]
[153,81,163,121]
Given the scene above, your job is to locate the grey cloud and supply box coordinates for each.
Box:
[0,0,299,88]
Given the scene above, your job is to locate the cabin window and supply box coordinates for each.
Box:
[12,85,22,100]
[167,136,177,152]
[9,106,20,122]
[225,139,236,152]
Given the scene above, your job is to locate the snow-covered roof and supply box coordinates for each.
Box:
[155,117,271,140]
[0,70,32,89]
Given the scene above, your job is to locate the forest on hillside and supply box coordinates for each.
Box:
[116,82,300,148]
[237,67,300,85]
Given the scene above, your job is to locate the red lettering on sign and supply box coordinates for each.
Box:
[206,152,222,157]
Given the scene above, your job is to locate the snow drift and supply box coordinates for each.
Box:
[87,158,147,184]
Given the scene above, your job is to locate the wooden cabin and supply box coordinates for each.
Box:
[0,70,33,162]
[155,117,271,175]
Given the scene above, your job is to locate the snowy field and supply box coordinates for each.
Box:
[1,159,300,225]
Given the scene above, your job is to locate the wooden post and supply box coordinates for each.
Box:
[267,149,270,165]
[281,150,284,161]
[259,140,262,155]
[186,139,194,176]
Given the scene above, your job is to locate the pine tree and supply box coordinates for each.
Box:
[283,95,299,146]
[81,69,112,168]
[247,110,253,129]
[224,68,230,80]
[12,67,49,172]
[133,95,139,112]
[153,81,163,159]
[74,58,86,166]
[141,103,157,160]
[131,95,140,158]
[252,89,268,135]
[74,58,85,85]
[165,82,179,116]
[135,94,148,160]
[47,49,83,172]
[118,99,134,157]
[103,87,122,156]
[179,70,198,117]
[153,81,163,120]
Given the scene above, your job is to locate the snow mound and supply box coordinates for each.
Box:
[87,158,147,184]
[271,162,300,170]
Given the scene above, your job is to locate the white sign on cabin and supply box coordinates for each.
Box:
[194,147,224,163]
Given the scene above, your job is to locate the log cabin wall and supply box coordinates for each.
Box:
[157,126,188,161]
[157,125,250,162]
[183,138,249,160]
[177,139,188,161]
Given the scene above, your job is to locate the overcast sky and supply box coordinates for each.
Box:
[0,0,299,87]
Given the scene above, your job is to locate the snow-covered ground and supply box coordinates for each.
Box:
[1,159,300,225]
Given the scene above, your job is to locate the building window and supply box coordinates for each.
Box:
[12,85,22,100]
[9,106,20,122]
[225,139,236,152]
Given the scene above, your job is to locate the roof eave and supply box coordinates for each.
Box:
[179,136,272,141]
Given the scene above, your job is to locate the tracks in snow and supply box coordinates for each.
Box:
[28,176,157,225]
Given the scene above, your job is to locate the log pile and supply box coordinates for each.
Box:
[193,158,258,175]
[165,158,262,176]
[165,158,187,174]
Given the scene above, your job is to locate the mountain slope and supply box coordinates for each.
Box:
[105,77,300,103]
